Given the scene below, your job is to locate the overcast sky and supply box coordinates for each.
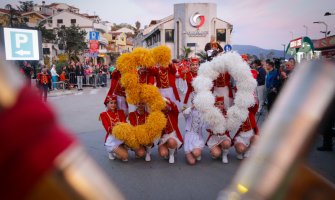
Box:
[2,0,335,50]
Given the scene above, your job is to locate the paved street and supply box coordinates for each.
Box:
[48,85,335,200]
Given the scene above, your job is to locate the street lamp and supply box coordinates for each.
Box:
[324,12,334,16]
[303,25,308,36]
[313,21,328,38]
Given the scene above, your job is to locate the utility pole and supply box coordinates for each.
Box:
[282,44,286,59]
[303,25,308,36]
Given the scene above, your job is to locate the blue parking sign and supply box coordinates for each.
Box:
[90,31,99,40]
[3,28,40,60]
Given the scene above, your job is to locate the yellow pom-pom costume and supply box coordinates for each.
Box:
[151,45,172,68]
[111,46,168,149]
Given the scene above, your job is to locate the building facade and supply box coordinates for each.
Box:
[140,3,233,58]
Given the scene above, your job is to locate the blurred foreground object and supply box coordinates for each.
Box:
[218,61,335,200]
[0,52,124,199]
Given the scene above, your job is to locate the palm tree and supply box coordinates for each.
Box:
[196,51,207,62]
[181,46,192,59]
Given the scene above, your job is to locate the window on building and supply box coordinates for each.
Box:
[47,19,52,24]
[216,29,226,42]
[165,29,174,42]
[153,35,157,43]
[57,19,63,24]
[70,19,76,24]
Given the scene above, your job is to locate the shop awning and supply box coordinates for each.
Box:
[286,37,314,55]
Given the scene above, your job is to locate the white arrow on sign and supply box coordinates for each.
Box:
[15,50,31,56]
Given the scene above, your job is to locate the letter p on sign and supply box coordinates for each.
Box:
[15,33,28,48]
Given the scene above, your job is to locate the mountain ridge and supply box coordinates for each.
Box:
[232,44,284,59]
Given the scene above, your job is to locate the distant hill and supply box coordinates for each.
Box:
[232,45,284,59]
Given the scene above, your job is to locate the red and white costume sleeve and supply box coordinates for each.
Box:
[183,71,197,105]
[128,111,149,126]
[232,107,258,147]
[105,70,128,115]
[99,110,126,152]
[152,65,181,108]
[213,72,233,108]
[159,100,183,148]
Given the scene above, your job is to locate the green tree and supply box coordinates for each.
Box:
[196,51,207,62]
[112,23,136,31]
[36,21,56,43]
[5,4,27,27]
[180,46,192,59]
[17,1,34,12]
[56,25,87,60]
[135,21,141,34]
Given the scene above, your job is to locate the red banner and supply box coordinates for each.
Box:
[313,35,335,49]
[90,40,99,53]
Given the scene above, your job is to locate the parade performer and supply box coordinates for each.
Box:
[206,96,232,163]
[138,66,154,85]
[233,104,259,160]
[233,67,259,159]
[99,95,128,161]
[128,102,153,161]
[159,98,183,164]
[151,46,181,109]
[37,68,51,102]
[183,98,205,165]
[105,69,128,116]
[176,59,188,95]
[183,58,199,108]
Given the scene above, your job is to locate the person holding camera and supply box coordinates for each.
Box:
[204,36,223,61]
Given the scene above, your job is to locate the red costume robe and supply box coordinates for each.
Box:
[104,70,126,105]
[128,111,149,126]
[99,110,126,142]
[138,68,154,85]
[183,71,197,104]
[152,65,180,101]
[234,107,259,140]
[162,100,183,143]
[213,72,233,98]
[37,73,51,85]
[108,70,125,96]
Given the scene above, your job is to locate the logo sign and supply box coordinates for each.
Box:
[185,30,209,37]
[3,28,40,60]
[189,12,205,29]
[290,38,302,48]
[89,31,99,40]
[90,40,99,52]
[224,44,232,52]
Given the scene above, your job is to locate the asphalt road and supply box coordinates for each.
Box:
[48,85,335,200]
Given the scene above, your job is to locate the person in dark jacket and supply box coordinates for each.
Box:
[265,60,280,112]
[75,63,84,90]
[253,59,266,112]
